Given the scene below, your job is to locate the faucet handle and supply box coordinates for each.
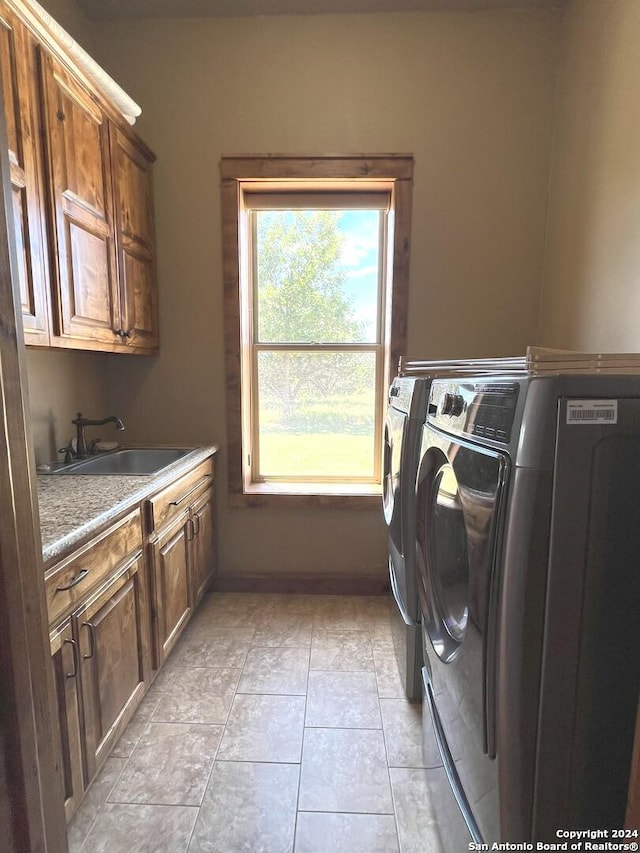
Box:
[58,444,76,464]
[88,438,102,456]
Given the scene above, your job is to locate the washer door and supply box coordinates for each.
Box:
[382,407,405,528]
[416,428,508,844]
[425,459,470,662]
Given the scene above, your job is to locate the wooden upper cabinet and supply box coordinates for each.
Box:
[1,0,159,353]
[110,125,158,350]
[0,7,50,344]
[39,50,121,347]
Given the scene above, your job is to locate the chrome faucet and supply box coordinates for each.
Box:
[71,412,125,459]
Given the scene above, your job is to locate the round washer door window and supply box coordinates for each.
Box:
[427,463,470,657]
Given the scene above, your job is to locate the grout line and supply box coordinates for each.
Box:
[76,754,130,850]
[293,651,310,853]
[295,808,396,816]
[378,674,403,853]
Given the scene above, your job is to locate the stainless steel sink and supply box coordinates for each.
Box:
[51,448,192,475]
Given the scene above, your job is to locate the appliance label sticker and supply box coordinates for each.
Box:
[566,400,618,424]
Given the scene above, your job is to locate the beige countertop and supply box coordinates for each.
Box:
[37,446,218,566]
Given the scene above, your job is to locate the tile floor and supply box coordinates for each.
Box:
[67,592,445,853]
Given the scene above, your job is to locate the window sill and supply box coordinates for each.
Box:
[229,482,383,510]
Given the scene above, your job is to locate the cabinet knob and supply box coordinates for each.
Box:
[56,109,65,122]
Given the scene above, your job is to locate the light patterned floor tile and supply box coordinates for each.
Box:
[172,627,255,668]
[310,629,374,671]
[305,670,381,729]
[298,727,393,814]
[152,667,240,724]
[389,767,445,853]
[188,762,299,852]
[67,757,127,853]
[217,693,305,762]
[373,648,407,698]
[237,646,310,694]
[79,803,198,853]
[294,812,399,853]
[108,722,222,806]
[381,697,442,768]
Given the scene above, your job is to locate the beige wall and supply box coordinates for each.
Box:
[87,9,559,578]
[539,0,640,351]
[25,350,111,464]
[37,0,95,48]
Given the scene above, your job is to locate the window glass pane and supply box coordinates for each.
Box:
[256,209,380,344]
[257,351,377,479]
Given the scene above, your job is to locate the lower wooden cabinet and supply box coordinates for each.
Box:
[190,488,216,606]
[151,509,192,666]
[50,620,84,821]
[149,489,216,667]
[74,548,149,779]
[147,458,216,668]
[46,452,217,821]
[47,509,149,820]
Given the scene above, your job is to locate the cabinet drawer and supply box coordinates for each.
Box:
[46,508,142,627]
[146,458,214,533]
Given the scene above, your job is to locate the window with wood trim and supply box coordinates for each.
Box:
[221,156,413,507]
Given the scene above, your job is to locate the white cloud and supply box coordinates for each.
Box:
[340,234,379,268]
[345,264,379,280]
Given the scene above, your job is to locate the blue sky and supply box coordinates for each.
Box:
[336,209,380,342]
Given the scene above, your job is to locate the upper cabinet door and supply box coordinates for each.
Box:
[40,51,120,347]
[0,9,50,344]
[110,125,159,350]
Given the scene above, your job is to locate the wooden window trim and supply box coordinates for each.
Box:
[221,154,413,510]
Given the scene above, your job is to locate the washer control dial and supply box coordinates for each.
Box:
[441,393,454,415]
[451,394,465,417]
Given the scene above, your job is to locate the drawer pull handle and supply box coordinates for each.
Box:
[169,475,211,507]
[56,568,89,591]
[82,621,96,660]
[64,638,79,679]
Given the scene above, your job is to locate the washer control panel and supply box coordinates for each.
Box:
[429,381,520,443]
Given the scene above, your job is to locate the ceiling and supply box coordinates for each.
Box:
[77,0,563,21]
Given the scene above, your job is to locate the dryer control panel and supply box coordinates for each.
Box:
[429,381,520,443]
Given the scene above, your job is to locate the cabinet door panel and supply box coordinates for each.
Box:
[110,125,158,349]
[191,490,215,605]
[68,218,113,329]
[50,620,84,820]
[41,51,119,345]
[121,247,156,342]
[0,10,49,343]
[152,513,192,666]
[77,550,148,779]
